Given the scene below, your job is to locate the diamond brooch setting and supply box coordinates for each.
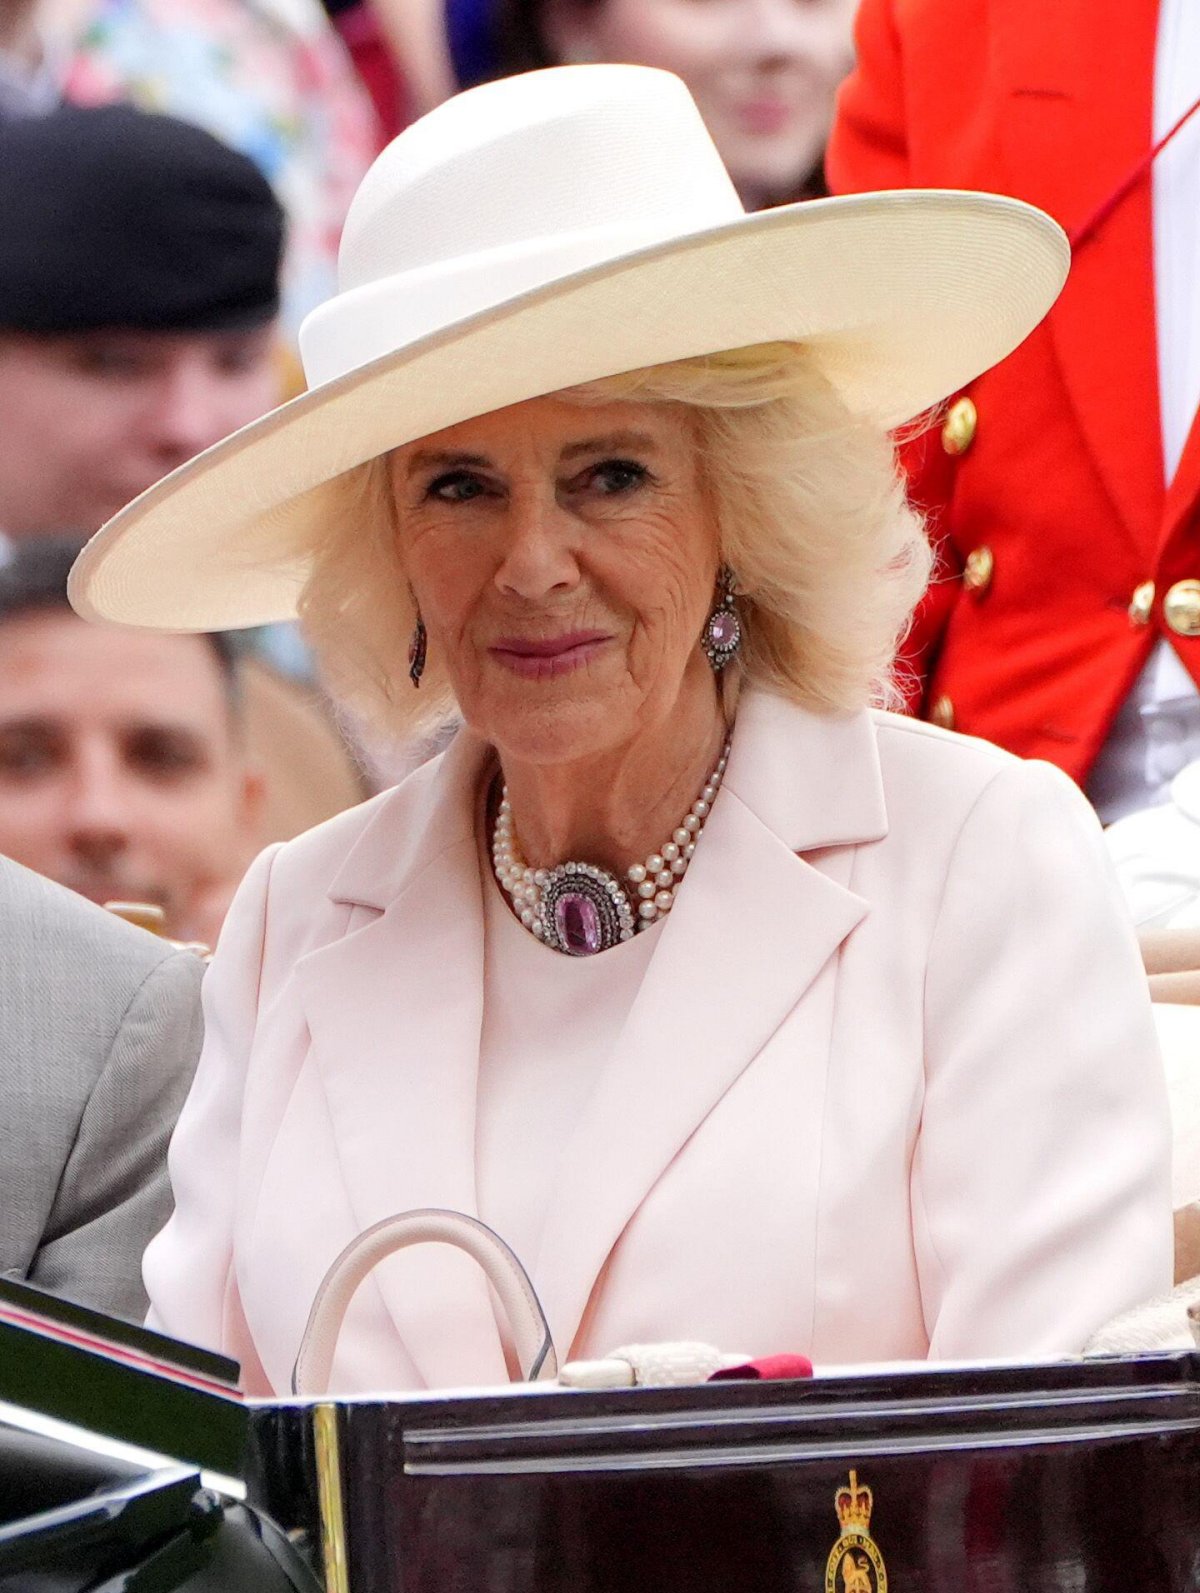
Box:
[491,738,731,956]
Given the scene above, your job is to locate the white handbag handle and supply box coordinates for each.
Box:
[291,1208,559,1396]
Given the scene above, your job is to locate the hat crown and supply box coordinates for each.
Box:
[337,66,742,294]
[299,67,748,386]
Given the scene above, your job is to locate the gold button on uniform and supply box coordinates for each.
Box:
[963,545,993,595]
[1164,579,1200,637]
[941,396,977,456]
[928,694,955,730]
[1128,580,1155,626]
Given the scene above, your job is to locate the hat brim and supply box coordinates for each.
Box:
[69,189,1067,632]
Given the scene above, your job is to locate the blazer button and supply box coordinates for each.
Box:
[928,694,956,730]
[1164,579,1200,636]
[941,396,977,455]
[962,545,994,595]
[1128,580,1155,626]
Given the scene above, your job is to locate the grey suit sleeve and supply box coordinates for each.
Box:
[27,949,204,1323]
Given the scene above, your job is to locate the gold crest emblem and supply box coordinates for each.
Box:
[824,1470,887,1593]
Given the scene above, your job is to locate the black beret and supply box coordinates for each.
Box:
[0,103,285,334]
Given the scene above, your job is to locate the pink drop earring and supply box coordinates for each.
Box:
[702,565,742,673]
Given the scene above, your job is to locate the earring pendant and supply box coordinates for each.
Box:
[702,567,742,673]
[408,614,427,688]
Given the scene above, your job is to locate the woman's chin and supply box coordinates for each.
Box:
[476,694,630,769]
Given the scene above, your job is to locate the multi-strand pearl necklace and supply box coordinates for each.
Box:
[492,739,731,957]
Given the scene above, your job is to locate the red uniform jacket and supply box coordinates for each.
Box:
[826,0,1200,782]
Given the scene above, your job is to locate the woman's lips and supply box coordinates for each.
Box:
[737,99,792,135]
[489,631,612,679]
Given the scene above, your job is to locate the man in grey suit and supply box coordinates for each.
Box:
[1,853,203,1321]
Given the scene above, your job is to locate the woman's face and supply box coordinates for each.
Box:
[390,394,720,765]
[543,0,858,206]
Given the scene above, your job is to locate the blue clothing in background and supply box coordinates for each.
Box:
[445,0,500,88]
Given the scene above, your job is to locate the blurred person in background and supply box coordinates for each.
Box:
[0,0,55,115]
[0,541,262,950]
[321,0,411,138]
[827,0,1200,827]
[11,0,379,338]
[0,103,283,540]
[489,0,858,205]
[0,105,370,839]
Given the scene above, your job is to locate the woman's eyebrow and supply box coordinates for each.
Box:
[404,447,493,476]
[559,430,659,462]
[405,431,661,476]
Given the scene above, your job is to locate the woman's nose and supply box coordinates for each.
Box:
[493,495,581,600]
[741,0,820,55]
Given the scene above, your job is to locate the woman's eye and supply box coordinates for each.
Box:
[425,471,488,503]
[586,459,650,495]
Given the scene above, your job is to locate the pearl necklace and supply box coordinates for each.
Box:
[492,739,731,957]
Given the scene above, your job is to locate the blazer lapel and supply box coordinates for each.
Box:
[533,694,886,1358]
[294,730,511,1390]
[993,0,1163,551]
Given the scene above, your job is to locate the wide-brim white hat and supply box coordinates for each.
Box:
[70,64,1068,632]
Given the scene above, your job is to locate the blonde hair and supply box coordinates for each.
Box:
[295,342,930,741]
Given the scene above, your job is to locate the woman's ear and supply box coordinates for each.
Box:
[540,0,600,65]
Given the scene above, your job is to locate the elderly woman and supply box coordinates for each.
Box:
[72,64,1170,1395]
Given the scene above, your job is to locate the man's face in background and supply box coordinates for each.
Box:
[0,324,279,536]
[0,608,262,946]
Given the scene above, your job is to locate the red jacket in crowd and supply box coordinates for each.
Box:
[827,0,1200,784]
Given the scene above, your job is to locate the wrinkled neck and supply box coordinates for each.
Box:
[497,676,728,877]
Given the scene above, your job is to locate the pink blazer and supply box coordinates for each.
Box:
[145,691,1172,1394]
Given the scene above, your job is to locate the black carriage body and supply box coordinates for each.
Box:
[245,1354,1200,1592]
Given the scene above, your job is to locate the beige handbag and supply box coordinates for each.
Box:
[292,1207,748,1397]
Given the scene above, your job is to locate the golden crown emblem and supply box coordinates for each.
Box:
[835,1471,874,1535]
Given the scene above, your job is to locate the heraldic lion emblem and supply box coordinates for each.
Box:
[825,1470,887,1593]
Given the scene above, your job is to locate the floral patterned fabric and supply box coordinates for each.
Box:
[62,0,382,339]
